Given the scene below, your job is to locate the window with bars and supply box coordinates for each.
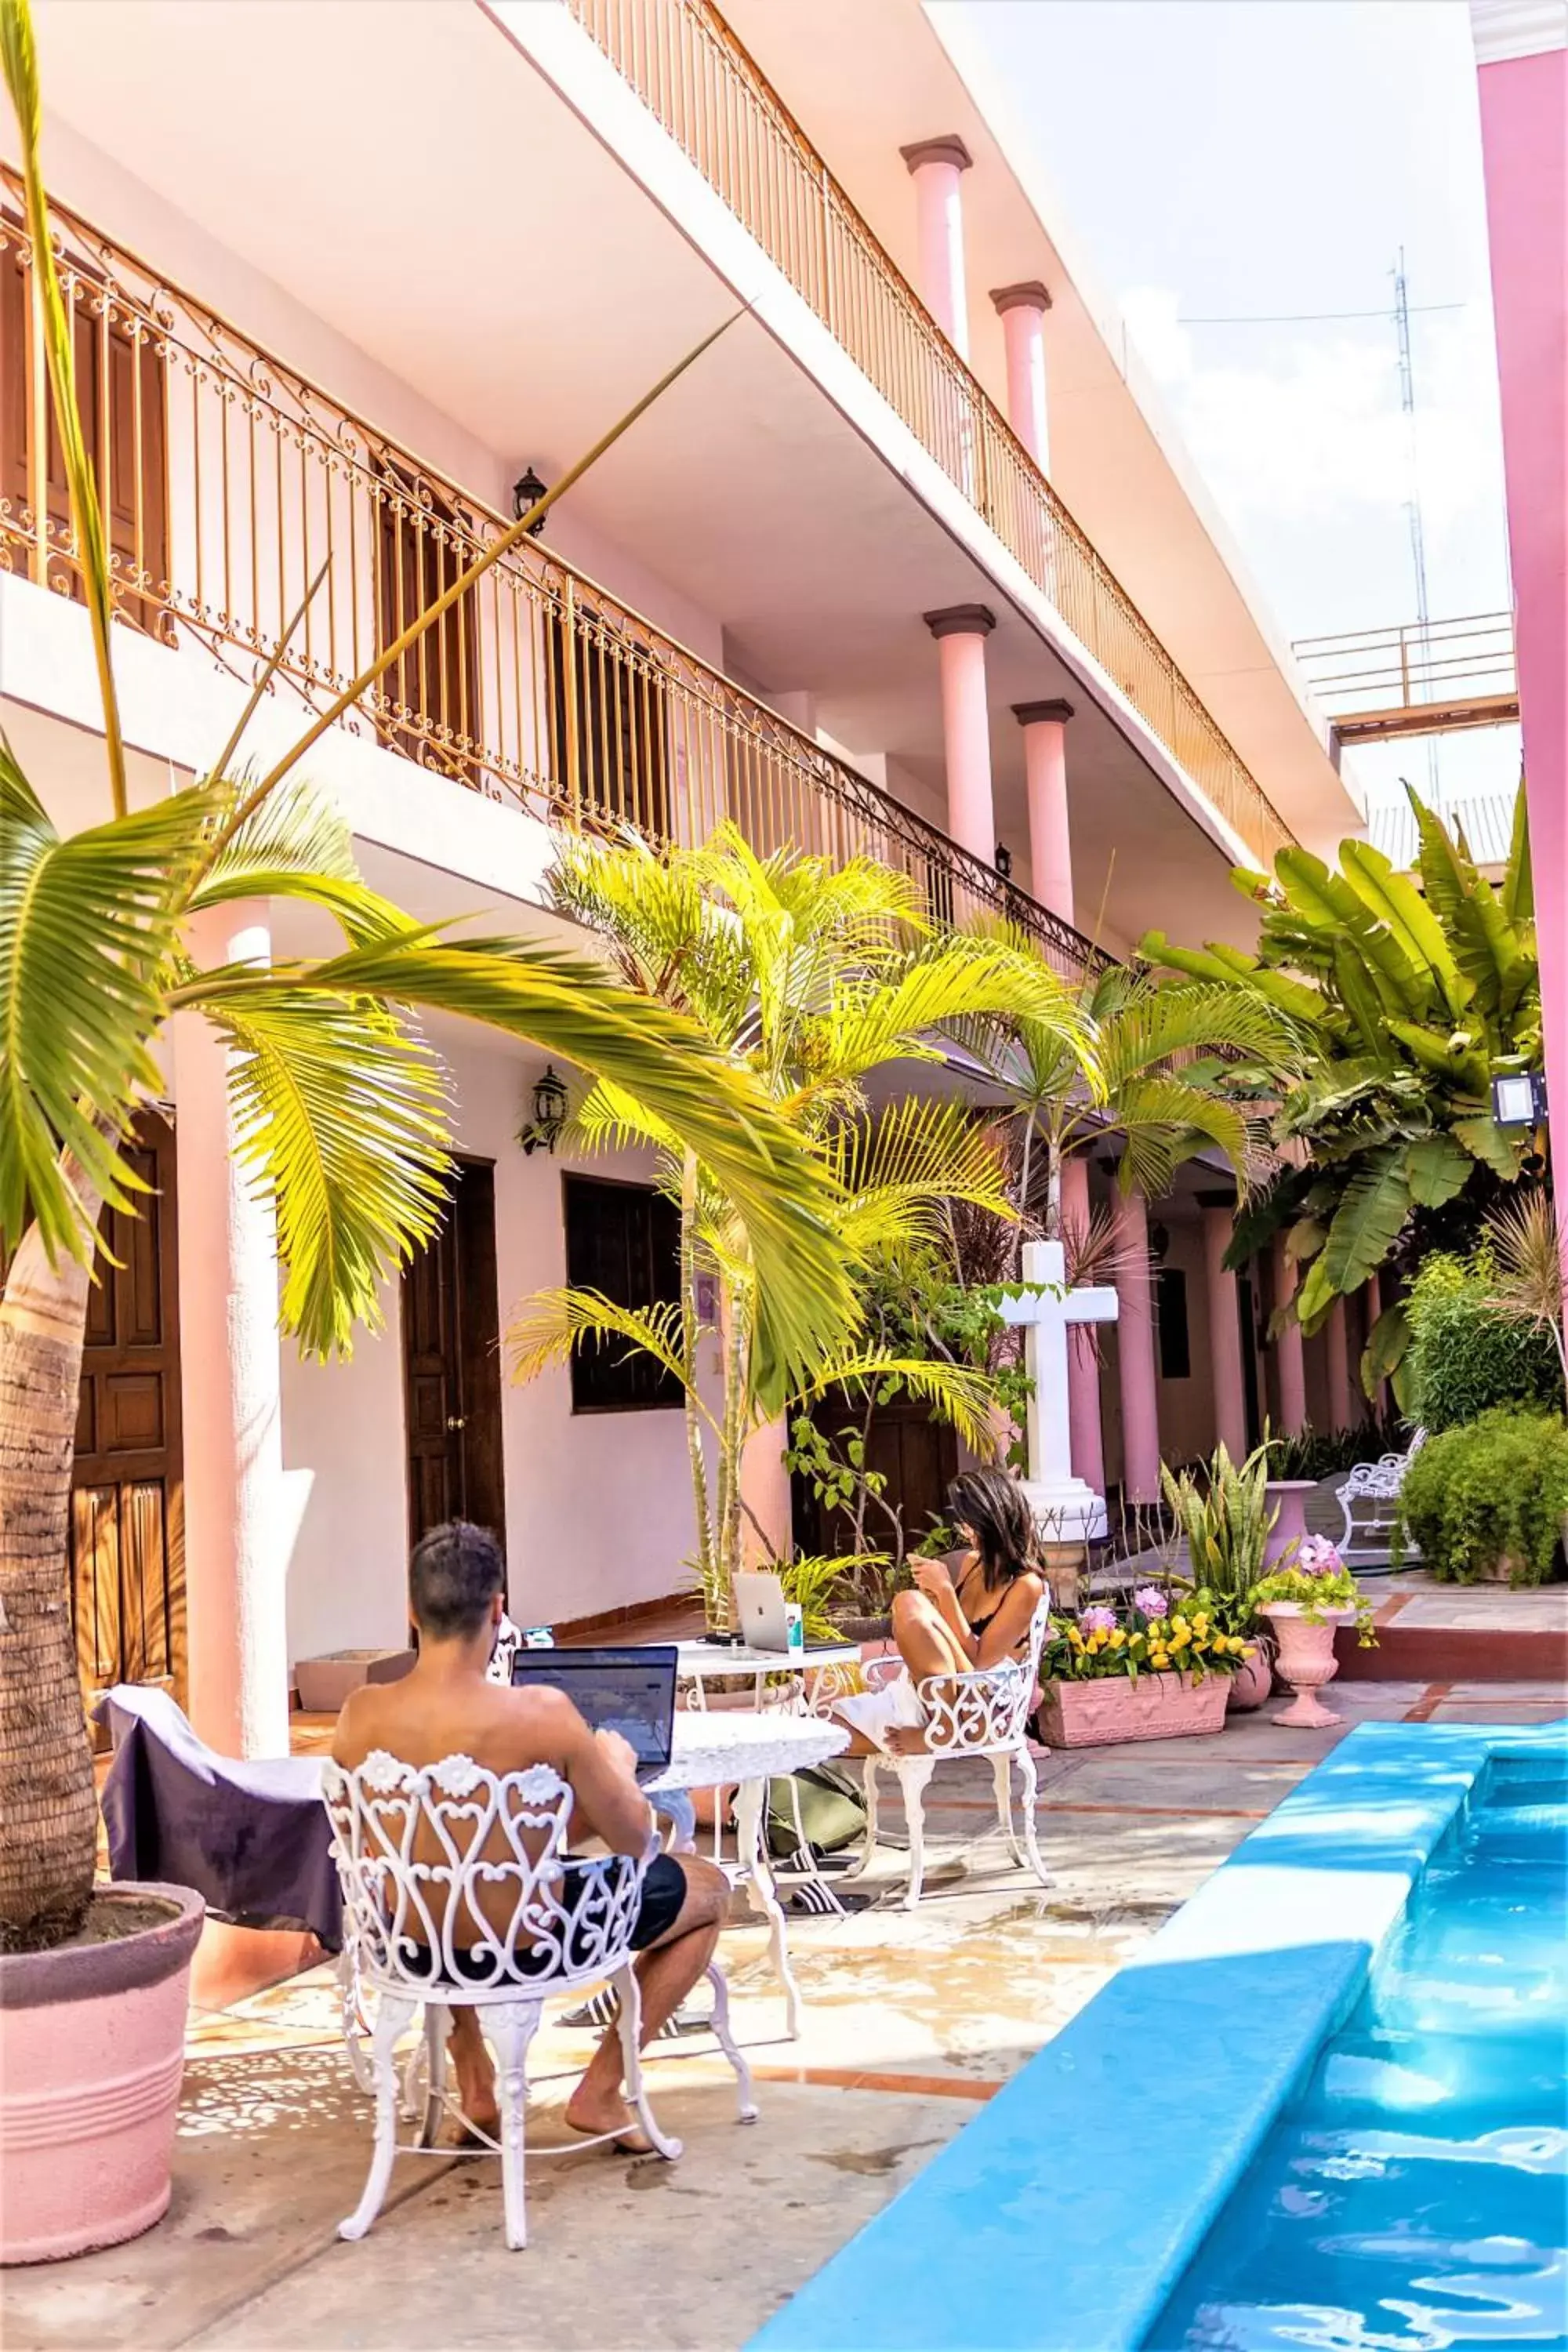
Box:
[562,1174,683,1413]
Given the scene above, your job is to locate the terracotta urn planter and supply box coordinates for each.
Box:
[0,1882,204,2264]
[1036,1670,1229,1749]
[1262,1481,1317,1570]
[1225,1645,1273,1714]
[1264,1602,1356,1729]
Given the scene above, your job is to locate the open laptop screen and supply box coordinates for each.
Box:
[509,1646,677,1776]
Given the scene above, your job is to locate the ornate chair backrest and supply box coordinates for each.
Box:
[322,1752,651,1995]
[914,1592,1052,1754]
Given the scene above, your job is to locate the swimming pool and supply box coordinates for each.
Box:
[1149,1751,1568,2350]
[748,1721,1567,2352]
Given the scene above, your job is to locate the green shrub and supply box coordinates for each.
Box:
[1403,1251,1563,1432]
[1397,1407,1568,1585]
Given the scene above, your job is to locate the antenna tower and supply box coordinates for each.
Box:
[1393,249,1439,792]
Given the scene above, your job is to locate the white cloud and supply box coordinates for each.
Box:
[1119,282,1502,545]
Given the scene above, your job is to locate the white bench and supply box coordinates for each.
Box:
[1336,1429,1426,1559]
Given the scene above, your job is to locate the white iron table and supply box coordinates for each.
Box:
[644,1711,849,2038]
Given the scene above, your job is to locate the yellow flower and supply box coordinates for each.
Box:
[1108,1628,1126,1649]
[1150,1650,1171,1670]
[1069,1626,1084,1646]
[1170,1622,1191,1648]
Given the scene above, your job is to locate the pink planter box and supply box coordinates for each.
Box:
[1037,1670,1230,1748]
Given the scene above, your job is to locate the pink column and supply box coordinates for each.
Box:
[899,135,973,356]
[990,281,1052,470]
[1060,1154,1105,1491]
[1113,1187,1161,1504]
[1471,8,1568,1317]
[1013,697,1075,920]
[926,603,997,862]
[1272,1236,1308,1437]
[1200,1200,1247,1461]
[740,1417,793,1567]
[1325,1297,1354,1433]
[174,903,290,1759]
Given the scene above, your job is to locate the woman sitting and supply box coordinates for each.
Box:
[836,1466,1047,1755]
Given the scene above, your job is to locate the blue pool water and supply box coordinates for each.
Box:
[1150,1757,1568,2352]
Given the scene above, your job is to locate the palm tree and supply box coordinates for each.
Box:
[947,957,1302,1236]
[0,0,854,1949]
[508,828,1100,1624]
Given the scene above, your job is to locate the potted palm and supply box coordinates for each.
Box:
[1252,1539,1377,1728]
[0,0,854,2260]
[1160,1439,1278,1711]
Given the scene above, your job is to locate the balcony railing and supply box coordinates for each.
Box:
[0,171,1104,985]
[565,0,1294,872]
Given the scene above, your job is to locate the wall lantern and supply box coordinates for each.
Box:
[512,466,549,536]
[1491,1070,1548,1128]
[994,842,1014,880]
[1149,1221,1171,1265]
[519,1065,569,1156]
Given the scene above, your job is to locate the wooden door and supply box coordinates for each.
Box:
[401,1160,507,1562]
[798,1390,959,1562]
[546,604,670,839]
[0,223,170,630]
[70,1112,185,1722]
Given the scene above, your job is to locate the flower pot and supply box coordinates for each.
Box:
[0,1882,204,2263]
[1225,1646,1272,1714]
[1038,1540,1087,1615]
[1264,1602,1356,1730]
[1036,1670,1229,1749]
[1263,1481,1317,1571]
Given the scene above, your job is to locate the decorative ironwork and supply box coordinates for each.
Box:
[564,0,1294,872]
[0,169,1106,983]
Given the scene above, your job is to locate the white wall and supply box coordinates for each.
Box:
[280,1033,704,1670]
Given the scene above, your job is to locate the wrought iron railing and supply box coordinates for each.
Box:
[0,172,1104,984]
[564,0,1294,871]
[1292,611,1519,742]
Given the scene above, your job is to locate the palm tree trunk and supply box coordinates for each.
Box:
[678,1152,716,1611]
[0,1181,100,1951]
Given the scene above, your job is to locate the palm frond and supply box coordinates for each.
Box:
[191,930,852,1401]
[793,1351,999,1454]
[506,1287,695,1397]
[192,980,452,1356]
[829,1097,1014,1254]
[0,753,217,1260]
[188,775,409,946]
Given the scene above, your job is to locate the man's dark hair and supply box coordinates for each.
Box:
[408,1521,505,1640]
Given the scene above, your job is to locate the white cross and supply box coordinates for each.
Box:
[997,1237,1118,1544]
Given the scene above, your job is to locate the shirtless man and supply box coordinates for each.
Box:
[332,1520,728,2147]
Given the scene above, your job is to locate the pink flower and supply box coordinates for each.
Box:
[1296,1534,1345,1577]
[1133,1585,1169,1619]
[1080,1605,1118,1635]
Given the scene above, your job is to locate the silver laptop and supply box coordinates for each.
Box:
[735,1570,838,1654]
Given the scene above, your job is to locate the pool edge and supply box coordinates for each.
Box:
[745,1718,1567,2352]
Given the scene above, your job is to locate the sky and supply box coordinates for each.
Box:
[954,0,1519,808]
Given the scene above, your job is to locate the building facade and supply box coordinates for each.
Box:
[1,0,1367,1752]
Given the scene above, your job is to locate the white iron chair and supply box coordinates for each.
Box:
[323,1752,757,2252]
[1337,1428,1426,1558]
[850,1595,1054,1911]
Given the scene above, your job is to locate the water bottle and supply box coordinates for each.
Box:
[784,1601,804,1657]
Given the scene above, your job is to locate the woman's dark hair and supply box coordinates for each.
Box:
[946,1468,1038,1593]
[408,1520,504,1639]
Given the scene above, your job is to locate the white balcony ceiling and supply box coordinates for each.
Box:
[21,0,1260,950]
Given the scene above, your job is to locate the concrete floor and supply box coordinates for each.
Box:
[11,1671,1566,2352]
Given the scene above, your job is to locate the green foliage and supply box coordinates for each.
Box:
[1267,1410,1409,1483]
[1403,1250,1564,1432]
[1252,1563,1377,1644]
[1159,1439,1276,1626]
[1142,783,1541,1329]
[1397,1408,1568,1586]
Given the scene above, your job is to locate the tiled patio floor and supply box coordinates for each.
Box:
[10,1670,1564,2352]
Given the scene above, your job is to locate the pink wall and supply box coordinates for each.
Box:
[1473,38,1567,1286]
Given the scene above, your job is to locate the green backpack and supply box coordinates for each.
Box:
[764,1760,868,1859]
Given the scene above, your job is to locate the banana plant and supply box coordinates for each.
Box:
[0,0,856,1951]
[509,826,1101,1628]
[1142,783,1540,1372]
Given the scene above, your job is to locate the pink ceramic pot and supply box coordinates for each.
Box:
[1036,1670,1229,1749]
[1225,1646,1272,1714]
[0,1882,204,2263]
[1265,1603,1356,1729]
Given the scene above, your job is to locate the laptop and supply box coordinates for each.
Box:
[734,1570,840,1655]
[510,1644,677,1784]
